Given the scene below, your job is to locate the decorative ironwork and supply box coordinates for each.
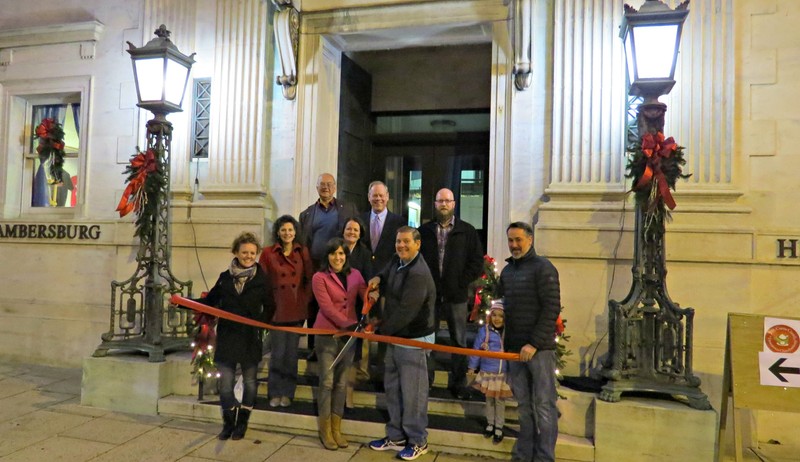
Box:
[599,102,710,410]
[95,115,193,362]
[94,25,194,362]
[191,78,211,158]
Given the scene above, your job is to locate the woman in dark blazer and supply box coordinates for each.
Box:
[199,232,275,441]
[312,238,366,450]
[258,215,313,408]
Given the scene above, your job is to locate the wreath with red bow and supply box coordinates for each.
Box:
[626,132,690,229]
[35,118,67,183]
[115,147,166,238]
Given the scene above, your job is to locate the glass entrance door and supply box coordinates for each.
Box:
[372,131,489,245]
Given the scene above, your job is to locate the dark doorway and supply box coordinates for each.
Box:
[336,45,491,244]
[337,54,373,209]
[370,125,489,245]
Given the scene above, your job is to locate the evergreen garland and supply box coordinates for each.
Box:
[625,132,691,231]
[115,147,167,239]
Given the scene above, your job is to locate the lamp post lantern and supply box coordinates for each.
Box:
[599,1,710,410]
[94,25,195,362]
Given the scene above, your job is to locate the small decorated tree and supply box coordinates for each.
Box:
[472,254,571,378]
[190,311,218,400]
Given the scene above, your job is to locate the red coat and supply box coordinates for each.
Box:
[259,243,313,323]
[312,268,365,330]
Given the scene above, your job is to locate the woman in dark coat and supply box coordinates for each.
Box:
[199,232,275,441]
[258,215,313,408]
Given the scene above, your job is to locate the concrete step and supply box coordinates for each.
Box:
[158,394,595,461]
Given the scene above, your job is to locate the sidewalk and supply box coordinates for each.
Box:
[0,359,498,461]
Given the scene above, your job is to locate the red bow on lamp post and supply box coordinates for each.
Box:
[633,132,678,210]
[116,148,159,217]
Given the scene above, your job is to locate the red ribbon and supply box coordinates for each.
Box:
[116,149,158,217]
[634,132,678,210]
[170,294,521,362]
[556,314,565,336]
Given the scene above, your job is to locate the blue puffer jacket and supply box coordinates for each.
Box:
[499,248,561,353]
[468,325,507,374]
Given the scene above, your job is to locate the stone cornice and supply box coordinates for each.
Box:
[0,21,104,49]
[0,21,104,64]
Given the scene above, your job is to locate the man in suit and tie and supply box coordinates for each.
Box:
[361,181,405,276]
[359,180,405,382]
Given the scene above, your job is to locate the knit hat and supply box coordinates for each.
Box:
[489,299,504,313]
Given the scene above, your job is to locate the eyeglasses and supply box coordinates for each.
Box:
[434,199,455,204]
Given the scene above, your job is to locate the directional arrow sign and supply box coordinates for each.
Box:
[768,357,800,383]
[759,352,800,388]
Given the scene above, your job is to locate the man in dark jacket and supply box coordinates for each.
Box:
[298,172,358,355]
[367,226,436,461]
[500,221,560,462]
[419,187,483,398]
[360,180,405,276]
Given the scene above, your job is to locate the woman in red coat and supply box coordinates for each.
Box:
[312,237,366,450]
[258,215,313,408]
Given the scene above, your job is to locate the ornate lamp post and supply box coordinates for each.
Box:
[599,1,710,410]
[94,25,195,362]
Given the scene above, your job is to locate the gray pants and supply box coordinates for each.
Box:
[268,326,301,399]
[485,396,507,428]
[316,335,353,418]
[385,345,429,447]
[436,301,468,390]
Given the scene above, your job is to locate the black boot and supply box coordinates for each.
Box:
[218,407,237,440]
[231,407,251,440]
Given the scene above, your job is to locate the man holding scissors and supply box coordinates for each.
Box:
[367,226,436,461]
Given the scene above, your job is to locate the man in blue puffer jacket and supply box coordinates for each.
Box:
[499,221,561,462]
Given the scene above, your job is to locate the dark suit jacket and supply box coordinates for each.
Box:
[360,209,405,276]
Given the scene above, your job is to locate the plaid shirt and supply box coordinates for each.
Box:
[435,217,454,274]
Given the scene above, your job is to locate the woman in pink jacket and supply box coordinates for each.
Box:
[312,237,366,450]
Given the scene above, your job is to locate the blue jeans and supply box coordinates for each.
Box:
[217,360,258,409]
[268,325,302,399]
[508,350,558,462]
[384,345,429,447]
[316,335,354,418]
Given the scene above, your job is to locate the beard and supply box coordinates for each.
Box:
[434,208,454,223]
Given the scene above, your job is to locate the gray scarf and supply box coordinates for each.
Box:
[229,258,256,294]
